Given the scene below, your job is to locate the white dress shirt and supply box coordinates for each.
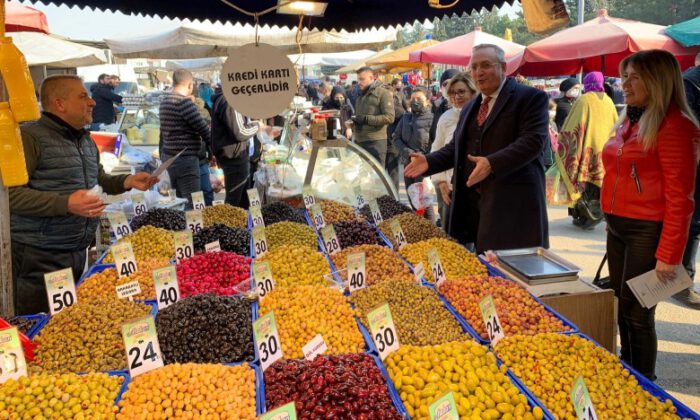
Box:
[480,77,507,120]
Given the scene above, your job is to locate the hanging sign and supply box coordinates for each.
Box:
[222,43,297,119]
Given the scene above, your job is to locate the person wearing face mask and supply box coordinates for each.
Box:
[554,77,581,130]
[393,87,434,193]
[322,85,354,137]
[429,69,460,150]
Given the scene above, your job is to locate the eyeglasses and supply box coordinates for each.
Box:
[470,61,499,72]
[448,89,470,97]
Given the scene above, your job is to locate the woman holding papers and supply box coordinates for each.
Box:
[601,50,700,380]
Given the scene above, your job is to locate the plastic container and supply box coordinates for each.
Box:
[108,371,130,405]
[10,314,48,340]
[0,37,40,122]
[0,102,28,186]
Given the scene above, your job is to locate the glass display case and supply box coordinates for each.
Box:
[117,105,161,147]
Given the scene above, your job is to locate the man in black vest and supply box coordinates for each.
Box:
[405,44,549,252]
[9,75,157,315]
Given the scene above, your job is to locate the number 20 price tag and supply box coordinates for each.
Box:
[44,268,77,316]
[347,252,366,292]
[122,316,163,377]
[253,261,275,299]
[427,247,447,286]
[107,211,131,240]
[112,241,138,278]
[479,295,505,346]
[253,312,283,371]
[368,303,400,360]
[0,328,27,384]
[572,376,598,420]
[152,266,180,310]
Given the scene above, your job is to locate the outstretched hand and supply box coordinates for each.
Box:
[466,155,492,187]
[404,153,429,178]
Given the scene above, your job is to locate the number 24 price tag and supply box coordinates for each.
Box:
[186,210,203,234]
[427,247,447,286]
[571,376,598,420]
[390,219,408,249]
[112,241,138,278]
[107,211,131,240]
[44,268,77,316]
[152,266,180,310]
[347,252,366,292]
[368,303,400,360]
[0,328,27,384]
[121,316,164,377]
[479,295,505,346]
[253,312,283,371]
[253,261,275,299]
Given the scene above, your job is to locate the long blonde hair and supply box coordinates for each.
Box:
[446,72,477,108]
[617,50,699,150]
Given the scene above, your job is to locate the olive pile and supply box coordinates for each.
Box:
[330,244,414,286]
[261,201,306,225]
[7,316,39,336]
[334,220,381,248]
[351,279,467,346]
[130,207,186,232]
[156,294,254,364]
[400,238,487,283]
[34,298,151,373]
[256,245,331,287]
[319,200,364,224]
[202,203,248,228]
[77,259,166,302]
[266,221,319,251]
[360,195,412,221]
[103,225,174,264]
[379,212,449,248]
[193,224,250,255]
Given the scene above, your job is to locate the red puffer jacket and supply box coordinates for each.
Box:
[601,105,700,264]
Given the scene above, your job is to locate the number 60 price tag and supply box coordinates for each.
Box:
[253,312,283,371]
[131,192,148,217]
[368,303,400,360]
[121,316,163,377]
[44,268,77,316]
[479,295,505,346]
[0,328,27,384]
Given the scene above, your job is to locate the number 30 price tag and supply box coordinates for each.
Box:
[253,226,269,257]
[321,225,341,255]
[253,312,283,371]
[347,252,366,292]
[572,376,598,420]
[112,241,139,278]
[174,231,194,262]
[0,328,27,384]
[250,206,265,228]
[253,261,275,299]
[302,185,316,208]
[479,295,505,346]
[121,316,163,377]
[153,266,180,310]
[427,247,447,286]
[44,268,77,316]
[309,203,326,230]
[368,303,400,360]
[107,211,131,240]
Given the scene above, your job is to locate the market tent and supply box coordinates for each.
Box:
[288,50,377,67]
[164,57,226,72]
[509,9,700,76]
[104,22,396,59]
[666,16,700,47]
[408,28,524,74]
[334,49,394,74]
[5,1,49,33]
[366,39,440,71]
[9,31,106,67]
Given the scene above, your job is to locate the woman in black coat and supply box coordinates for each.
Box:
[322,86,354,137]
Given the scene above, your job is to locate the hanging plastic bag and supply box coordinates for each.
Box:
[545,163,570,205]
[407,181,436,216]
[521,0,570,34]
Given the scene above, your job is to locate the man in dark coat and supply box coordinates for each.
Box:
[554,77,579,130]
[405,44,549,252]
[90,73,122,130]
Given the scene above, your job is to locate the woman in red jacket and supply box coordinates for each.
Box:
[601,49,700,380]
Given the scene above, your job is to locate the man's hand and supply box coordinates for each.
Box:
[466,155,492,187]
[67,190,105,218]
[351,115,368,126]
[404,152,429,178]
[655,260,677,283]
[125,172,159,191]
[437,181,452,205]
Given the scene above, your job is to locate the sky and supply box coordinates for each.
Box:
[20,0,522,41]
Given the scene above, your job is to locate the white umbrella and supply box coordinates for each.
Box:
[9,31,107,68]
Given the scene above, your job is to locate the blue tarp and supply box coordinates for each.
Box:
[666,16,700,47]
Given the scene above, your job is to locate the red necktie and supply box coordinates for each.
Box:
[477,96,492,126]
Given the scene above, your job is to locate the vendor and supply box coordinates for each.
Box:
[9,75,157,315]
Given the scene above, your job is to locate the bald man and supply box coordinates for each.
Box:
[9,74,157,315]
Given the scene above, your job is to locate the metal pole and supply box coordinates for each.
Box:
[577,0,585,82]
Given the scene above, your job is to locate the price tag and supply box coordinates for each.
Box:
[302,185,316,208]
[121,316,164,377]
[347,252,366,292]
[107,211,132,240]
[260,402,297,420]
[174,231,194,262]
[302,334,328,361]
[253,312,283,371]
[153,266,180,310]
[250,206,265,228]
[212,199,225,206]
[428,247,447,286]
[429,392,459,420]
[0,328,27,384]
[247,188,262,208]
[353,185,366,208]
[44,268,77,316]
[367,303,400,360]
[413,262,426,284]
[253,226,269,257]
[253,261,275,299]
[116,280,142,299]
[205,240,221,253]
[112,241,138,278]
[131,192,148,217]
[390,219,408,249]
[309,203,326,230]
[479,295,505,346]
[186,210,204,234]
[320,225,341,255]
[368,199,383,224]
[572,376,598,420]
[191,191,206,210]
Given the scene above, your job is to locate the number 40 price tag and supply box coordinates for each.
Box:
[121,316,164,377]
[112,241,138,278]
[44,268,77,316]
[368,303,400,360]
[152,266,180,310]
[0,328,27,384]
[479,295,505,346]
[347,252,366,292]
[572,376,598,420]
[107,211,131,240]
[253,312,283,371]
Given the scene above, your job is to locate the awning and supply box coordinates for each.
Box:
[9,31,107,67]
[6,1,49,33]
[367,39,440,70]
[288,49,376,67]
[334,49,394,74]
[666,16,700,47]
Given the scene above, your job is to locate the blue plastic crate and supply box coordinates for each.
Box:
[10,313,48,340]
[95,248,111,265]
[108,371,130,405]
[502,367,556,420]
[77,263,116,287]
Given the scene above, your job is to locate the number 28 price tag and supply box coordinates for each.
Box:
[107,211,131,240]
[131,192,148,217]
[572,376,598,420]
[44,268,77,316]
[186,210,203,234]
[0,328,27,384]
[347,252,366,292]
[173,231,194,262]
[253,261,275,299]
[368,303,400,360]
[121,316,163,377]
[112,241,138,278]
[321,225,341,255]
[427,247,447,286]
[253,312,283,371]
[479,295,505,346]
[152,266,180,310]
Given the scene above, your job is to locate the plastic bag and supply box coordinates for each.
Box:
[545,163,570,205]
[86,184,107,203]
[521,0,570,34]
[407,181,436,216]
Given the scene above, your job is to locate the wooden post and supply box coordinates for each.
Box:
[0,0,14,318]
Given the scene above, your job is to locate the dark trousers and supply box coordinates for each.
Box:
[12,241,86,315]
[682,166,700,279]
[357,139,387,167]
[605,213,662,380]
[199,163,214,206]
[219,155,250,209]
[385,139,400,191]
[164,153,201,210]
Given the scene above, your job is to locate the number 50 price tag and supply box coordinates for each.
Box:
[44,268,77,316]
[0,328,27,384]
[253,312,283,371]
[368,303,400,360]
[479,295,505,346]
[121,316,163,377]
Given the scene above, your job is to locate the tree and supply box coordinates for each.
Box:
[564,0,697,25]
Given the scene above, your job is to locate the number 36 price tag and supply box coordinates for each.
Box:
[186,210,204,234]
[121,316,163,377]
[0,328,27,384]
[368,303,400,360]
[253,312,283,371]
[112,241,139,278]
[479,295,505,346]
[44,268,77,316]
[152,266,180,310]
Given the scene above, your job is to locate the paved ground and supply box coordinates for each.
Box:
[546,205,700,413]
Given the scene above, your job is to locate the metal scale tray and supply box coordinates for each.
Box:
[494,247,580,285]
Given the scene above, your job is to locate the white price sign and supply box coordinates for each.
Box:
[369,199,383,224]
[153,266,180,310]
[186,210,204,234]
[428,247,447,286]
[253,312,283,371]
[253,261,275,299]
[116,280,142,300]
[320,225,341,255]
[205,240,221,253]
[302,185,316,208]
[247,188,261,208]
[112,241,138,278]
[44,268,77,316]
[191,191,206,210]
[0,328,27,384]
[250,206,265,228]
[122,316,164,377]
[390,219,408,249]
[131,192,148,217]
[413,262,426,284]
[347,252,367,292]
[302,334,328,361]
[479,295,505,346]
[309,203,326,230]
[212,199,225,206]
[174,231,194,262]
[353,185,366,208]
[572,376,599,420]
[368,303,400,360]
[252,226,269,257]
[107,211,132,240]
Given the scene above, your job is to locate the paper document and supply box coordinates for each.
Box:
[626,266,692,308]
[151,148,187,178]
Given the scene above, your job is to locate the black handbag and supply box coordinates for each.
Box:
[593,253,612,290]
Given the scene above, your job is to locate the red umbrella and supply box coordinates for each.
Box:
[5,1,50,34]
[509,9,700,77]
[409,28,525,74]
